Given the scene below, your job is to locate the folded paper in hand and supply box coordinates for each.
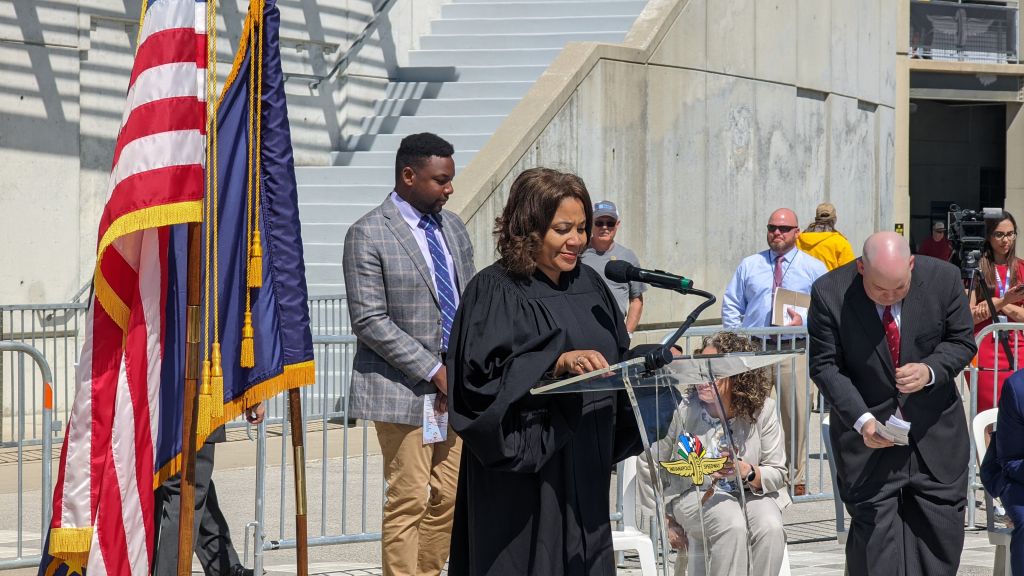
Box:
[876,413,911,446]
[423,393,448,445]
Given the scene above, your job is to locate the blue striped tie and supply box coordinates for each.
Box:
[418,215,457,352]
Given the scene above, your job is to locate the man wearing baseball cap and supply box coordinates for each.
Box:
[581,200,646,335]
[917,220,953,261]
[797,202,856,271]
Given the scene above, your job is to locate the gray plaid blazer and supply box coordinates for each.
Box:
[342,196,475,426]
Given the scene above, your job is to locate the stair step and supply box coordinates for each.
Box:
[341,133,492,153]
[302,242,344,263]
[431,15,637,35]
[409,47,562,67]
[304,262,345,286]
[296,183,393,204]
[301,223,351,244]
[441,2,647,19]
[295,165,393,186]
[448,0,631,3]
[330,149,479,167]
[450,65,550,82]
[372,98,519,117]
[385,80,533,100]
[358,114,505,135]
[298,202,380,224]
[421,31,626,50]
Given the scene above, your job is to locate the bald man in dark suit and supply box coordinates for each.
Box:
[808,232,976,576]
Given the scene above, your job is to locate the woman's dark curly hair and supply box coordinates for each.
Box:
[494,167,593,277]
[697,331,772,423]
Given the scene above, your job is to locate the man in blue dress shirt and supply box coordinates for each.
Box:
[722,207,828,495]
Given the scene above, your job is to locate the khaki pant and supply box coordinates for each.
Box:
[375,421,461,576]
[671,490,786,576]
[776,354,809,486]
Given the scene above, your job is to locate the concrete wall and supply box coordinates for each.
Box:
[0,0,440,305]
[450,0,898,325]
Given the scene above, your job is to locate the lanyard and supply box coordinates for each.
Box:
[995,265,1009,297]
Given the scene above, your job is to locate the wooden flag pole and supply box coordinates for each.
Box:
[288,388,309,576]
[177,221,203,576]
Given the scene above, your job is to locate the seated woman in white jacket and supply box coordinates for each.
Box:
[652,331,791,576]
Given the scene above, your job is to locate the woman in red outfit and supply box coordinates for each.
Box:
[970,211,1024,412]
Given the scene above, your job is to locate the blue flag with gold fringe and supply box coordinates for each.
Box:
[153,0,315,482]
[38,1,312,575]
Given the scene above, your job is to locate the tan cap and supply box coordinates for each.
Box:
[933,221,946,232]
[815,202,836,221]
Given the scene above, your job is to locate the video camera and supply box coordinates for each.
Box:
[947,204,1002,271]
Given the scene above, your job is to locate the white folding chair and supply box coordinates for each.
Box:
[973,408,1013,576]
[612,455,658,575]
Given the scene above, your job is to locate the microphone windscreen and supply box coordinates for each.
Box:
[604,259,633,283]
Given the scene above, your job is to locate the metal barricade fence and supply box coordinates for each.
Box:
[247,334,377,576]
[0,297,348,440]
[663,325,831,504]
[0,304,86,448]
[964,322,1024,529]
[0,342,55,570]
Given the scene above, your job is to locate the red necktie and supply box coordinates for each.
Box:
[773,254,784,289]
[883,305,900,367]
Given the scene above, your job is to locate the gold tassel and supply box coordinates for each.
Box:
[196,360,213,440]
[248,230,263,288]
[49,527,94,558]
[211,343,225,419]
[240,312,255,368]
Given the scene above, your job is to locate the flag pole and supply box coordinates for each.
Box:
[177,221,203,576]
[288,388,309,576]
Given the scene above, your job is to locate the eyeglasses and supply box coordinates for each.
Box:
[594,221,617,228]
[993,231,1018,240]
[767,225,797,233]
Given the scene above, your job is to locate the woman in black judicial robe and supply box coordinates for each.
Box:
[447,168,645,575]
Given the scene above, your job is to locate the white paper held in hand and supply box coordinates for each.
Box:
[877,413,911,446]
[423,393,448,445]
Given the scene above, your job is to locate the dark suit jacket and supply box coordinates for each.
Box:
[808,256,976,496]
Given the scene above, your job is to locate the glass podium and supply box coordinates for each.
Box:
[532,350,801,576]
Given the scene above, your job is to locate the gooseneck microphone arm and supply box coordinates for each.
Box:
[604,260,717,371]
[642,288,717,371]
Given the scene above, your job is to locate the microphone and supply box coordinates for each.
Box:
[605,260,695,292]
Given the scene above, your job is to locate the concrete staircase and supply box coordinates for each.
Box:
[297,0,648,295]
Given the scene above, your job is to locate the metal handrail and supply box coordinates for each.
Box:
[309,0,400,89]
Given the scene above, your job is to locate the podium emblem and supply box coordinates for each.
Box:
[659,433,727,485]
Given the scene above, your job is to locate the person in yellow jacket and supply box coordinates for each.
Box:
[797,202,856,271]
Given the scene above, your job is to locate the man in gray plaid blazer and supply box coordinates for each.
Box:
[343,133,475,576]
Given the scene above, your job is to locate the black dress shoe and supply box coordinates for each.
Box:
[230,564,254,576]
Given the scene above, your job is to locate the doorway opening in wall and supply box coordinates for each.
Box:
[908,98,1007,253]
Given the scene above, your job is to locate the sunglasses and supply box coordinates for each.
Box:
[767,225,797,233]
[594,221,618,228]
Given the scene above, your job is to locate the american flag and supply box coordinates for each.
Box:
[42,1,206,575]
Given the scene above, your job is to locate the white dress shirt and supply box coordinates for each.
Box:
[853,301,936,433]
[390,192,458,379]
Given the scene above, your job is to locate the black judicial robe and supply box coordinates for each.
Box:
[447,263,643,575]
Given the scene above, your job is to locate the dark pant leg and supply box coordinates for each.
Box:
[153,436,218,576]
[194,477,242,575]
[843,447,910,576]
[1002,481,1024,576]
[900,448,967,576]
